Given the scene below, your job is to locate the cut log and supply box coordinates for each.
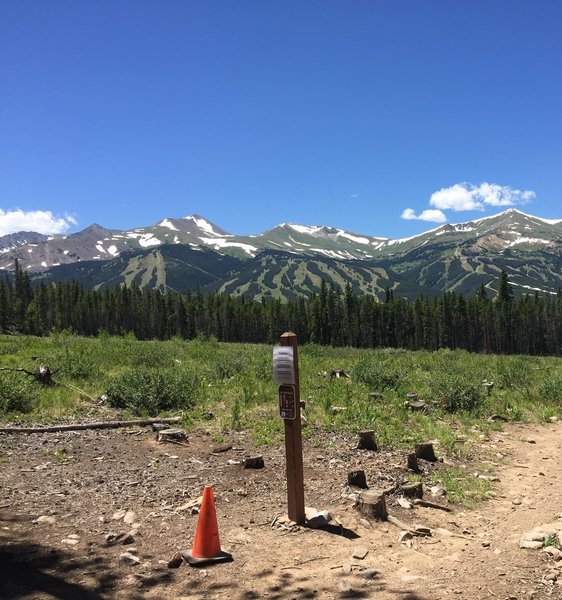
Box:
[355,489,388,520]
[347,469,368,489]
[407,452,421,473]
[0,417,181,434]
[357,430,378,451]
[415,442,437,462]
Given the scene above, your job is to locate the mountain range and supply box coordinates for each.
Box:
[1,209,561,301]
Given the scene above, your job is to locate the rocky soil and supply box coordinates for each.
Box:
[1,419,561,599]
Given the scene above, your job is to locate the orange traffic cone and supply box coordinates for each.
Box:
[182,484,232,566]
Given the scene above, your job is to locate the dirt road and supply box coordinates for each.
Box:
[1,421,561,599]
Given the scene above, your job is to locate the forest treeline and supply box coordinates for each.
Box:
[2,260,562,355]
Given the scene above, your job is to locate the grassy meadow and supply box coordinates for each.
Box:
[1,332,561,454]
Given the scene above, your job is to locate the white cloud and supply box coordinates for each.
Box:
[429,182,535,211]
[0,209,77,236]
[401,208,447,223]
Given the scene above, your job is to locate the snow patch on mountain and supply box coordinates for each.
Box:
[199,237,257,256]
[185,216,229,237]
[506,236,551,247]
[158,219,179,231]
[127,232,162,248]
[338,231,370,244]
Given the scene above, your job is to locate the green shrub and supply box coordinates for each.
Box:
[131,343,175,368]
[430,372,485,414]
[213,352,248,380]
[353,357,404,391]
[495,357,532,390]
[0,372,38,414]
[539,376,562,404]
[106,368,201,415]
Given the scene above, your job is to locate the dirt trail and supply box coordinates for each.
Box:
[1,421,561,599]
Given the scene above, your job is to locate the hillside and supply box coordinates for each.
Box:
[3,208,562,300]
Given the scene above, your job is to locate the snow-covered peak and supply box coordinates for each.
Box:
[158,218,179,231]
[183,215,230,237]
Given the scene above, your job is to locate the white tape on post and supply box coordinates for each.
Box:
[273,346,295,385]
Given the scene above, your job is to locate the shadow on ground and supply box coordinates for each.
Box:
[0,513,172,600]
[181,566,431,599]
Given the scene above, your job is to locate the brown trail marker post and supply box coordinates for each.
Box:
[273,332,305,524]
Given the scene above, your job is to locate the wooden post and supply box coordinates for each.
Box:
[280,332,305,524]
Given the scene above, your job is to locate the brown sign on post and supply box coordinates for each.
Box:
[277,332,305,524]
[279,385,297,420]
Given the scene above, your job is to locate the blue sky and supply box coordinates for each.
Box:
[1,1,561,238]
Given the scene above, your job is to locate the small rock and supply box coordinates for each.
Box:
[430,484,447,498]
[519,539,544,550]
[512,498,522,506]
[526,438,536,444]
[123,510,137,525]
[120,552,141,566]
[352,546,369,560]
[521,529,548,543]
[62,537,80,546]
[167,552,183,569]
[397,498,413,509]
[362,569,380,580]
[342,563,352,575]
[35,515,56,525]
[545,571,558,582]
[338,580,353,593]
[542,546,562,560]
[112,510,127,521]
[305,508,332,529]
[105,532,135,546]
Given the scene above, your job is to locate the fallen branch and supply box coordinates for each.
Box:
[387,514,432,537]
[412,498,453,512]
[0,417,181,434]
[387,514,415,532]
[0,366,56,386]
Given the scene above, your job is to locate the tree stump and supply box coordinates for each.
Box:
[357,430,378,451]
[399,482,423,499]
[243,455,264,469]
[157,428,187,443]
[34,366,55,386]
[347,469,368,489]
[355,489,388,520]
[405,400,430,413]
[407,452,421,473]
[416,442,437,462]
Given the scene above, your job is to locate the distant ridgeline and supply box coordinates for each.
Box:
[2,261,561,356]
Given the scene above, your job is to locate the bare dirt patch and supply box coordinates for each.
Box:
[1,420,561,599]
